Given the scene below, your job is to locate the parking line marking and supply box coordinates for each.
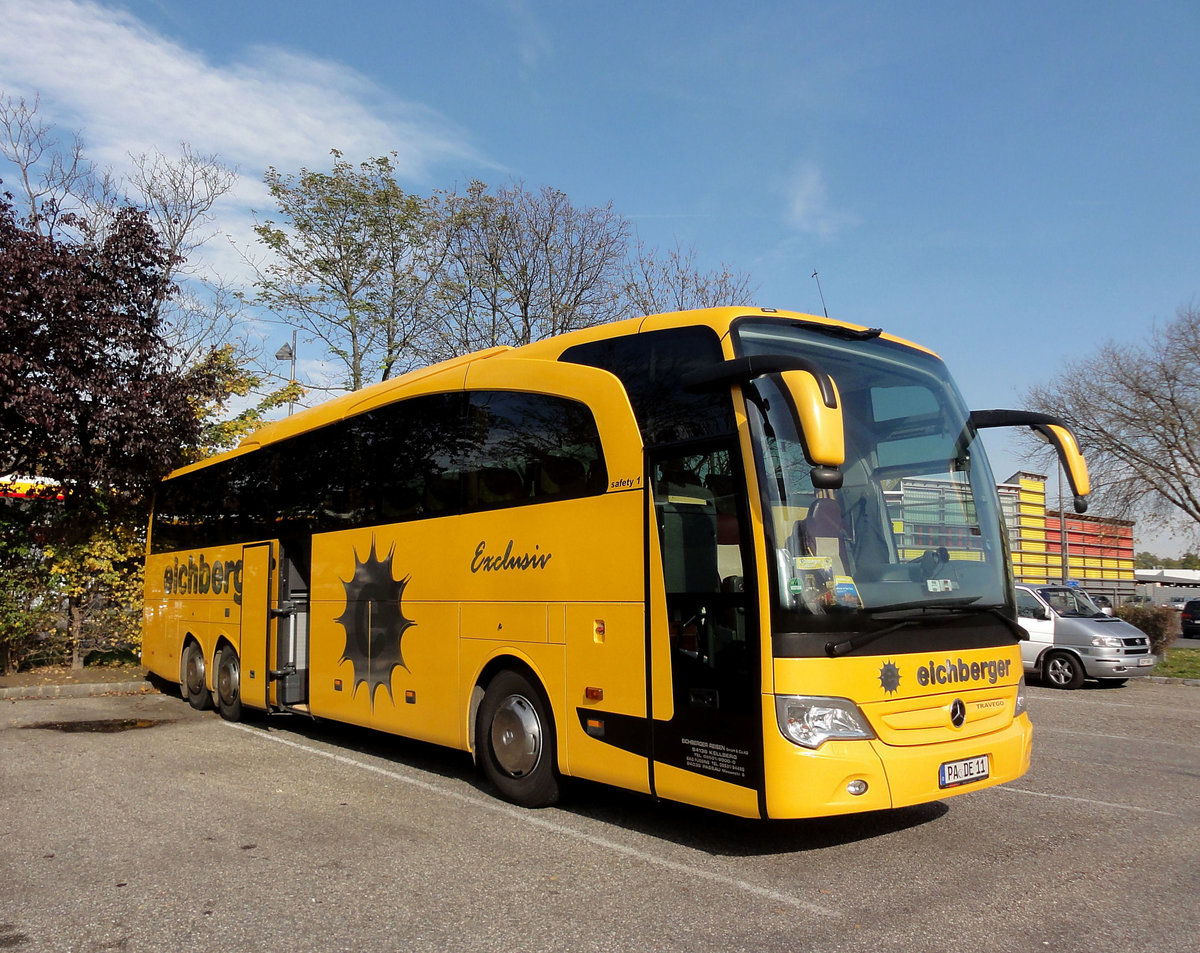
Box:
[1037,726,1200,749]
[1029,692,1199,714]
[997,785,1178,817]
[226,722,840,917]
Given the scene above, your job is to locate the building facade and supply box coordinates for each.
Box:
[999,471,1135,600]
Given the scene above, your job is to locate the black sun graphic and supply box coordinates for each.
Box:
[878,660,901,695]
[335,539,415,705]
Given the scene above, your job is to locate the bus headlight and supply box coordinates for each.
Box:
[1014,675,1028,717]
[775,695,875,749]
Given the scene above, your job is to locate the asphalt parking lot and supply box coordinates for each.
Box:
[2,679,1198,953]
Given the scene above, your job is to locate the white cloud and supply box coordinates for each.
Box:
[0,0,487,279]
[784,161,860,239]
[500,0,553,75]
[0,0,479,174]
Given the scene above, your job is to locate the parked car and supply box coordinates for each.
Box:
[1016,584,1157,688]
[1090,594,1114,616]
[1181,600,1200,638]
[1170,596,1188,611]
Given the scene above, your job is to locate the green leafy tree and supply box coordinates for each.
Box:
[192,343,304,456]
[43,520,145,669]
[252,151,436,390]
[0,496,58,674]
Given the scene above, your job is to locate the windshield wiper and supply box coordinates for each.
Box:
[825,617,923,657]
[824,599,1026,657]
[786,318,883,341]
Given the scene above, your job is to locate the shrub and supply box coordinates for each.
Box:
[1115,605,1177,655]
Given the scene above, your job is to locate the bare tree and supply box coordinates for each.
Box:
[1,90,289,450]
[2,92,239,316]
[1025,303,1200,540]
[0,92,95,238]
[622,237,758,315]
[427,180,630,360]
[128,143,238,279]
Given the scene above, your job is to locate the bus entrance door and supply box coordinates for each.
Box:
[648,445,762,818]
[239,541,275,710]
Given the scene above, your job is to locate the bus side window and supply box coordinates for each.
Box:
[465,391,607,513]
[656,457,720,594]
[536,455,587,498]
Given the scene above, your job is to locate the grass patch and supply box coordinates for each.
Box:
[1157,647,1200,680]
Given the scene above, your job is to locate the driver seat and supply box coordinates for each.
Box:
[803,497,851,577]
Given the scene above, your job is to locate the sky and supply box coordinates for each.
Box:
[1,0,1197,554]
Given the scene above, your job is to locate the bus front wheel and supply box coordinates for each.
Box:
[214,647,244,721]
[476,670,560,808]
[181,641,212,711]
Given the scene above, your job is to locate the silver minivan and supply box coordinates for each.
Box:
[1015,584,1157,688]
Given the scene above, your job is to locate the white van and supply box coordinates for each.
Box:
[1015,584,1157,689]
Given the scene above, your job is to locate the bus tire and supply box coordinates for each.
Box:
[476,669,560,808]
[214,646,244,722]
[181,641,213,711]
[1043,651,1085,690]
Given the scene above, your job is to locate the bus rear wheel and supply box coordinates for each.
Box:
[1043,651,1085,690]
[214,647,244,722]
[477,670,560,808]
[181,641,212,711]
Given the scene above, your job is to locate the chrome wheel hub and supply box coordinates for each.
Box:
[490,694,542,777]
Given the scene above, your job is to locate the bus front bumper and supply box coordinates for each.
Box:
[762,711,1033,819]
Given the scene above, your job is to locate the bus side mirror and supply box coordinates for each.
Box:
[682,354,846,489]
[780,369,845,489]
[969,410,1091,513]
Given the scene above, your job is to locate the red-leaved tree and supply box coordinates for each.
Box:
[0,191,211,497]
[0,187,218,667]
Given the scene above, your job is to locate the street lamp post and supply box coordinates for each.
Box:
[275,330,297,416]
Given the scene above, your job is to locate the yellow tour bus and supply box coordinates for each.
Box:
[142,307,1090,819]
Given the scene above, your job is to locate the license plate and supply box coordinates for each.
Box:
[1138,656,1155,667]
[939,754,990,788]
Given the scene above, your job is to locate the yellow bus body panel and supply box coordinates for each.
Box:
[563,602,649,793]
[142,543,248,688]
[304,490,645,753]
[653,762,761,818]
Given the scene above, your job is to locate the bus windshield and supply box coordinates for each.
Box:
[733,318,1011,648]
